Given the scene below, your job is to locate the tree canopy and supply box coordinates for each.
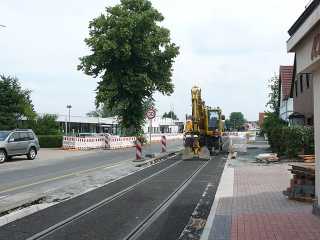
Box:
[229,112,246,130]
[78,0,179,135]
[0,75,36,130]
[33,114,60,135]
[266,74,280,114]
[86,103,116,118]
[162,111,178,120]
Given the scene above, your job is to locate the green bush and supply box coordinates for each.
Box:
[266,125,314,158]
[38,135,63,148]
[303,127,315,155]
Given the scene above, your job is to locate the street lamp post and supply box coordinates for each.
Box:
[66,105,72,135]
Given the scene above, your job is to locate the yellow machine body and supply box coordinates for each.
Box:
[184,86,224,156]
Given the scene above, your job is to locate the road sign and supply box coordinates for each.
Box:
[146,108,156,120]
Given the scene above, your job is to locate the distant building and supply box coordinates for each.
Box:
[278,65,294,121]
[45,114,181,135]
[258,112,265,128]
[289,71,314,125]
[55,114,118,134]
[143,117,181,134]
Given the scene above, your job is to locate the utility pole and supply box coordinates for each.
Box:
[66,105,72,135]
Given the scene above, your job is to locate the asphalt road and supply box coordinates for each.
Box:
[0,140,183,196]
[0,153,226,240]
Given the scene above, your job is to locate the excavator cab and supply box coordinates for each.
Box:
[208,110,219,131]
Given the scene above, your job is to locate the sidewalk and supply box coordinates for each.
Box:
[203,147,320,240]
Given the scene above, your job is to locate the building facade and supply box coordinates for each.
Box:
[143,117,181,134]
[287,0,320,211]
[279,66,294,122]
[51,114,181,136]
[258,112,265,128]
[290,72,314,125]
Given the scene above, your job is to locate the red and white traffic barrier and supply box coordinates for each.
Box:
[161,135,167,153]
[108,136,136,149]
[63,133,182,151]
[136,139,142,161]
[144,133,183,143]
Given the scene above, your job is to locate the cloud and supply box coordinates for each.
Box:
[0,0,308,120]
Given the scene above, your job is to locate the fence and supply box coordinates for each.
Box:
[63,133,183,151]
[144,133,183,143]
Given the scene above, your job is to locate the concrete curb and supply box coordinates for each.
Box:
[200,158,234,240]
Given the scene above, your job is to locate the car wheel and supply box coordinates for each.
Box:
[27,147,37,160]
[0,150,7,163]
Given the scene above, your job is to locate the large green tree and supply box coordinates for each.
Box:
[78,0,179,135]
[0,75,36,130]
[266,74,280,114]
[229,112,246,130]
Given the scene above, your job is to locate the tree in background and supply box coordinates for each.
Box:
[78,0,179,136]
[224,119,231,130]
[266,74,280,114]
[19,114,61,135]
[86,104,117,118]
[229,112,246,130]
[33,114,60,135]
[162,111,178,120]
[0,75,36,130]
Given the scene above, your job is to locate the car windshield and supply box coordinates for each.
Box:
[0,131,10,141]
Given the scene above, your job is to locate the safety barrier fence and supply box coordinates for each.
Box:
[63,133,183,151]
[144,133,183,143]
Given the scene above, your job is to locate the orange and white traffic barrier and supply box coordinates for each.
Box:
[136,139,142,161]
[161,135,167,153]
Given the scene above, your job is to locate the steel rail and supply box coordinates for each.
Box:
[123,159,210,240]
[26,155,182,240]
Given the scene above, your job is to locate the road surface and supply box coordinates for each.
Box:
[0,153,226,240]
[0,140,182,197]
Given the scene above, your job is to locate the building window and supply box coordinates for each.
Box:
[307,117,313,126]
[300,75,303,93]
[295,81,298,97]
[306,74,310,89]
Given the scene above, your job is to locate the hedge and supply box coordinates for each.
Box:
[38,135,63,148]
[267,126,314,158]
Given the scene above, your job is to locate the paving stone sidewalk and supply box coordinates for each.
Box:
[209,163,320,240]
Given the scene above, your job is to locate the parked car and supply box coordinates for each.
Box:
[0,129,40,163]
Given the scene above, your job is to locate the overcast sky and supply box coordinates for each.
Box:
[0,0,310,120]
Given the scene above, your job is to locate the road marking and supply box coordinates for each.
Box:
[0,161,128,195]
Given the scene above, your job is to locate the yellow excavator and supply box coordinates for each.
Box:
[184,86,225,156]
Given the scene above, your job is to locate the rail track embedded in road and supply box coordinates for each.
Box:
[123,160,209,240]
[25,156,184,240]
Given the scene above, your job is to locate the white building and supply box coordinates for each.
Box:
[143,116,180,134]
[279,65,294,122]
[51,113,181,135]
[287,0,320,213]
[55,114,118,134]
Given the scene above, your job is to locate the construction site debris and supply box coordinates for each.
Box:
[256,153,279,163]
[298,155,315,163]
[283,163,315,202]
